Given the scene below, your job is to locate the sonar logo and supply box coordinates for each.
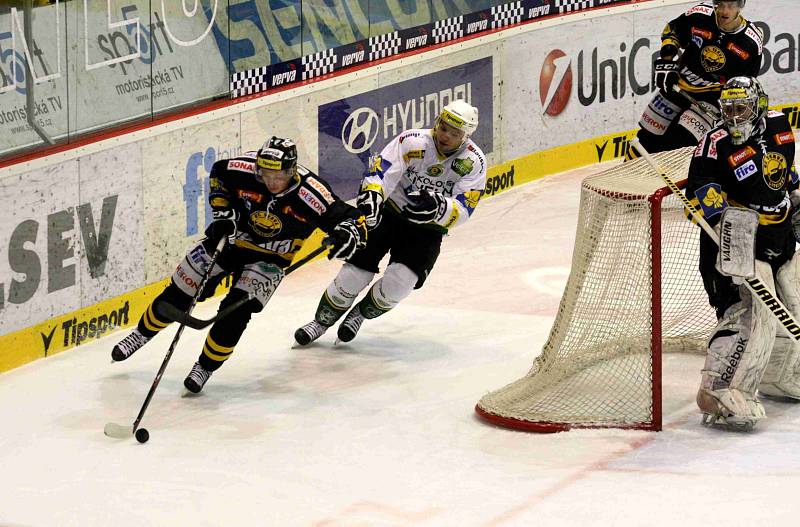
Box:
[540,49,572,116]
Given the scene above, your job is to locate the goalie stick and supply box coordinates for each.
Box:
[158,238,334,330]
[104,236,228,440]
[631,138,800,342]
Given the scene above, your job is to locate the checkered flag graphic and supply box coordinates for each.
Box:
[369,32,402,60]
[432,16,464,44]
[491,1,524,29]
[302,49,337,81]
[555,0,593,13]
[230,65,269,99]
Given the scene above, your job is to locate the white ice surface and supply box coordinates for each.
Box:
[2,161,800,527]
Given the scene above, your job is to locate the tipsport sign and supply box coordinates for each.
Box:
[317,57,493,200]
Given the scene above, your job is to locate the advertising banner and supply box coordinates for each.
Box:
[317,57,494,200]
[0,143,144,334]
[140,116,242,281]
[500,0,800,162]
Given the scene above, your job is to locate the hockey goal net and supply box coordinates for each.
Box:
[476,147,717,432]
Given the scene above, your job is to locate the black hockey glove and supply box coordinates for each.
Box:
[654,58,679,91]
[208,208,239,244]
[403,189,446,224]
[328,217,367,260]
[357,187,384,229]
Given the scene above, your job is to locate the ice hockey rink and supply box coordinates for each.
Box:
[3,154,800,527]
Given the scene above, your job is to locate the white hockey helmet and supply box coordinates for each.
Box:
[436,100,479,142]
[718,76,768,145]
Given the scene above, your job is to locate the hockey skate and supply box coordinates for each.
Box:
[184,361,213,394]
[336,306,365,343]
[697,387,765,432]
[294,320,329,346]
[111,329,150,362]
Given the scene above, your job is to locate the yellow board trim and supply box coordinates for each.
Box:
[2,102,798,373]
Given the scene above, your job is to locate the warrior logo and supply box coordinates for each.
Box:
[762,152,788,190]
[250,211,282,237]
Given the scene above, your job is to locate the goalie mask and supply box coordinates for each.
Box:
[719,76,768,145]
[434,100,479,152]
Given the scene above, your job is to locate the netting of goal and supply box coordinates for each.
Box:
[476,147,717,432]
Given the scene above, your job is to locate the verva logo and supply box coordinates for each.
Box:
[540,49,572,116]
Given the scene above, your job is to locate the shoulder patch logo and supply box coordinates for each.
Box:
[228,159,255,173]
[728,146,757,168]
[451,158,474,177]
[299,187,327,214]
[305,177,335,204]
[775,131,795,145]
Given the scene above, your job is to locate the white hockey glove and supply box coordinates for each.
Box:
[208,208,239,244]
[654,58,679,91]
[328,217,367,260]
[403,189,446,224]
[357,187,384,229]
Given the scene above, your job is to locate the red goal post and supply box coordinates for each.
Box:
[475,147,717,432]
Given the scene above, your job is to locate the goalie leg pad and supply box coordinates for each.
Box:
[697,261,777,426]
[172,242,227,297]
[760,252,800,399]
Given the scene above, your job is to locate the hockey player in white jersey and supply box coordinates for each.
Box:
[294,99,487,345]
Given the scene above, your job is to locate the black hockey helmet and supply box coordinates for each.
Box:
[256,136,298,173]
[713,0,745,8]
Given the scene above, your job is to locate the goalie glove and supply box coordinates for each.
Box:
[653,58,679,91]
[402,189,447,224]
[207,208,239,244]
[357,187,384,229]
[328,217,367,260]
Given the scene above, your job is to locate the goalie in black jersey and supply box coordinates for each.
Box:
[626,1,762,160]
[685,77,799,430]
[111,137,366,393]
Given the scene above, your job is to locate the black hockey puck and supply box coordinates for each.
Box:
[135,428,150,443]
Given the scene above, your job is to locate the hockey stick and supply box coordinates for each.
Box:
[672,86,721,123]
[631,138,800,342]
[104,236,228,440]
[157,237,334,330]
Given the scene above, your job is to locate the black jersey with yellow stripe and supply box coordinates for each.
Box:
[686,111,798,228]
[207,151,361,266]
[662,3,762,97]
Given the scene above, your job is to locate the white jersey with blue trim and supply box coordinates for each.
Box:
[362,128,487,231]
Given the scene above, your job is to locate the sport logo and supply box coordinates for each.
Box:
[540,49,572,116]
[762,152,788,190]
[734,160,757,181]
[341,107,380,154]
[728,146,756,167]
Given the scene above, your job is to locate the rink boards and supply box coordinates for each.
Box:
[2,0,800,371]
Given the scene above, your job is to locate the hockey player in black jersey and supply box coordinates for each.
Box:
[626,1,762,160]
[111,137,367,393]
[685,77,800,430]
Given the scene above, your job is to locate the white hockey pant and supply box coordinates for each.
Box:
[759,252,800,399]
[697,260,777,425]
